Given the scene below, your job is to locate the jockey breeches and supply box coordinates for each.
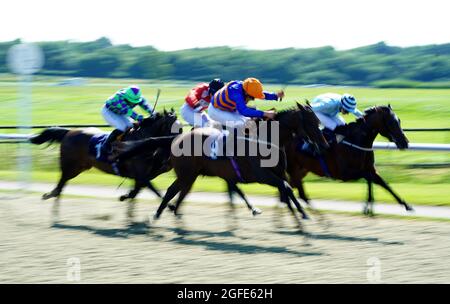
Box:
[180,103,212,128]
[207,103,250,128]
[101,106,133,131]
[313,112,346,130]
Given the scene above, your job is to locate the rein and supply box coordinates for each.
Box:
[340,140,374,152]
[338,107,383,152]
[236,136,282,151]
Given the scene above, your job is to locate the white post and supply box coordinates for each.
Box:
[7,43,44,190]
[17,74,33,187]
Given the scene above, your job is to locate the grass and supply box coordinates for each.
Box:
[0,75,449,206]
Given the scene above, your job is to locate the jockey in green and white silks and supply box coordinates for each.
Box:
[100,85,153,156]
[310,93,363,131]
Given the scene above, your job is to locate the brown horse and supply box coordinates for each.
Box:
[286,105,413,215]
[121,103,329,226]
[29,110,181,203]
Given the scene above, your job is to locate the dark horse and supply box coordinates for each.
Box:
[119,103,329,226]
[286,105,414,215]
[29,110,181,203]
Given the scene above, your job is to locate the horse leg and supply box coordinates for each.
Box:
[251,163,304,228]
[226,180,236,208]
[154,179,182,220]
[171,179,196,218]
[371,172,414,212]
[363,179,375,216]
[289,169,311,205]
[46,164,84,222]
[119,180,143,202]
[281,186,304,230]
[43,164,83,201]
[146,180,162,198]
[227,181,261,216]
[283,181,309,220]
[43,175,68,201]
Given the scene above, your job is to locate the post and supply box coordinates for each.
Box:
[7,43,44,190]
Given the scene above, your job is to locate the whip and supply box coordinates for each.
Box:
[151,88,161,115]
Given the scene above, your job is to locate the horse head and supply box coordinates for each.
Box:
[276,102,329,151]
[364,105,409,150]
[137,109,181,139]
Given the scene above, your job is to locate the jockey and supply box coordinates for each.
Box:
[207,78,284,128]
[311,93,363,131]
[100,85,153,157]
[180,78,225,127]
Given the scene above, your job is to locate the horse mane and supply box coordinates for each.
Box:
[275,103,310,118]
[275,107,297,117]
[140,109,177,128]
[336,105,390,134]
[363,105,390,115]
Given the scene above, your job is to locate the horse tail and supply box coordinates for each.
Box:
[29,127,70,145]
[116,135,176,161]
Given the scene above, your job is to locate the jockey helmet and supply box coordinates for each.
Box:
[341,93,357,113]
[243,78,265,99]
[123,85,142,103]
[208,78,225,96]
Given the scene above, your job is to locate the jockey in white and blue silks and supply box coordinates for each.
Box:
[310,93,363,131]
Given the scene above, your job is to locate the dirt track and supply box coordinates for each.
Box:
[0,192,449,283]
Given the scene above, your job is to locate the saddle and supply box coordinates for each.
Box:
[89,129,131,163]
[297,128,345,156]
[202,128,230,160]
[90,133,111,162]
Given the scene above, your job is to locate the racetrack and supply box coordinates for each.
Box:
[0,191,449,283]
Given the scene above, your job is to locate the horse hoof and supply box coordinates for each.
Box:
[153,213,160,221]
[146,216,153,227]
[168,204,176,212]
[405,205,414,212]
[252,208,262,216]
[119,195,128,202]
[363,207,370,215]
[42,193,52,200]
[302,213,310,220]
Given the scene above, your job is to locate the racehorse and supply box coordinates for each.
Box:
[29,109,181,203]
[286,105,414,215]
[118,103,329,226]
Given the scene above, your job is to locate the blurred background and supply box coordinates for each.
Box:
[0,0,449,284]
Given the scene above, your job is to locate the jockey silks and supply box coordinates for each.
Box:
[105,89,153,122]
[211,80,278,118]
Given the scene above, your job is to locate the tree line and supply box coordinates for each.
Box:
[1,37,449,87]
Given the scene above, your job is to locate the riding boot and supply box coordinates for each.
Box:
[101,129,123,157]
[322,128,337,145]
[301,142,318,156]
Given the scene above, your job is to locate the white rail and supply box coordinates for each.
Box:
[1,133,449,151]
[372,142,450,151]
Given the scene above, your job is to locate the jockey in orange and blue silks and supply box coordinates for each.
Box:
[207,78,284,128]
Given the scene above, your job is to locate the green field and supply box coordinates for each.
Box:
[0,75,449,206]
